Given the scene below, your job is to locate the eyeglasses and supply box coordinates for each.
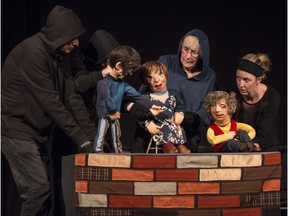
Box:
[181,47,199,57]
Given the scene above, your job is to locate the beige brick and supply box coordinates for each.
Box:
[177,155,218,168]
[77,193,107,207]
[88,154,131,167]
[200,169,241,181]
[221,154,262,167]
[135,182,177,195]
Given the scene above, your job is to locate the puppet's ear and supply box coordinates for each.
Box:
[115,62,122,71]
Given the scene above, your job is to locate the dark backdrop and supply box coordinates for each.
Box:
[1,0,287,215]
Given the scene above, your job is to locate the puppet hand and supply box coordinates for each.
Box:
[146,121,161,135]
[174,112,184,125]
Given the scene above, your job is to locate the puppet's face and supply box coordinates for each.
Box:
[146,69,167,93]
[210,98,231,125]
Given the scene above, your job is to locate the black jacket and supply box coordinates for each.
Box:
[1,5,89,146]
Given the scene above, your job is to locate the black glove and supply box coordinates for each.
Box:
[79,141,94,153]
[183,111,198,125]
[129,102,151,120]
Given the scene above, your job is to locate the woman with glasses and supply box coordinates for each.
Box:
[130,29,217,153]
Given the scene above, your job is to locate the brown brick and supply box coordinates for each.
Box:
[75,180,88,193]
[264,152,281,165]
[178,209,221,216]
[223,207,261,216]
[198,195,240,208]
[222,181,262,193]
[262,179,281,191]
[75,154,86,166]
[178,182,220,194]
[243,165,281,180]
[133,155,176,168]
[153,196,195,208]
[112,169,154,181]
[156,169,198,181]
[109,195,152,208]
[90,181,134,194]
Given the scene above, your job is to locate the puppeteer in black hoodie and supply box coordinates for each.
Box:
[1,5,90,147]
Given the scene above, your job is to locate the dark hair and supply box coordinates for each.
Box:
[108,46,141,72]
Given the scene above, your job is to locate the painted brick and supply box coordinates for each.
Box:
[89,181,134,194]
[77,193,107,207]
[223,207,261,216]
[133,155,175,168]
[264,152,281,165]
[177,155,218,168]
[178,209,221,216]
[112,169,154,181]
[200,168,241,181]
[109,195,152,208]
[134,182,177,195]
[153,196,195,208]
[221,181,262,193]
[242,165,281,180]
[88,154,131,167]
[74,167,110,181]
[198,195,240,208]
[75,180,88,193]
[156,169,198,181]
[75,154,86,166]
[262,179,281,191]
[178,182,220,194]
[221,154,262,167]
[242,191,280,207]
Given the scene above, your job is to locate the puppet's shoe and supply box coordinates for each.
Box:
[247,142,261,152]
[176,144,190,153]
[163,145,178,153]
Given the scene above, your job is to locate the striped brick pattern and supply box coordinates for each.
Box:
[70,152,281,215]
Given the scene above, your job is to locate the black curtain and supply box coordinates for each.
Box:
[1,0,287,215]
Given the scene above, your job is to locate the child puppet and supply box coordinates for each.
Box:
[94,46,160,153]
[204,91,261,152]
[129,61,190,153]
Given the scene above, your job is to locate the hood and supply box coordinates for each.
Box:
[40,5,86,51]
[88,29,119,64]
[177,29,210,72]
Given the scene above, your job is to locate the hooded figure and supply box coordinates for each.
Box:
[70,29,120,122]
[1,5,89,215]
[130,29,217,153]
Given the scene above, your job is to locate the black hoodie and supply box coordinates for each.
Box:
[1,5,89,146]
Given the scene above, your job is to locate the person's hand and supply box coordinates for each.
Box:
[79,141,93,153]
[174,112,184,125]
[228,131,236,139]
[146,121,161,135]
[149,105,162,116]
[183,111,198,125]
[128,102,151,119]
[109,111,121,121]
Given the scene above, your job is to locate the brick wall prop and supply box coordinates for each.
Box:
[62,152,281,216]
